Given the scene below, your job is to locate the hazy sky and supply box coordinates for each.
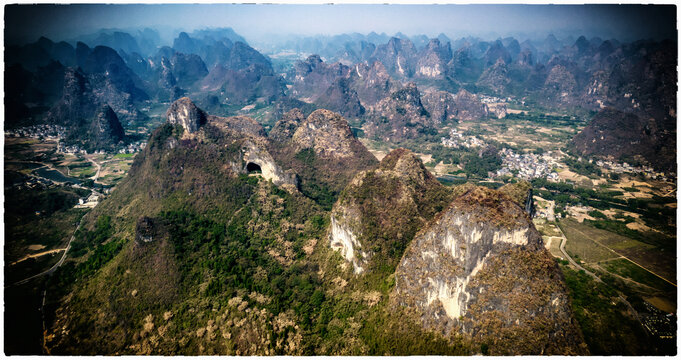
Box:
[5,3,677,45]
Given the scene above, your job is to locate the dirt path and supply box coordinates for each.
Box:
[85,155,103,181]
[85,155,117,182]
[10,249,66,266]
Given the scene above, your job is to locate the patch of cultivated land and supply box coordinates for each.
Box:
[469,117,580,152]
[645,296,676,314]
[556,167,594,187]
[533,219,565,258]
[5,137,58,162]
[601,258,676,293]
[98,157,134,186]
[559,219,620,263]
[559,219,676,287]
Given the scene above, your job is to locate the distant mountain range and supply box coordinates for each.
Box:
[5,27,676,171]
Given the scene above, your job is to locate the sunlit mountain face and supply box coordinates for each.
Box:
[4,4,676,356]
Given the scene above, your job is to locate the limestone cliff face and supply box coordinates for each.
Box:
[166,97,207,133]
[416,39,452,79]
[370,37,417,78]
[393,186,587,355]
[328,149,453,274]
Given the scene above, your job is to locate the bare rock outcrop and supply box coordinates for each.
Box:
[166,97,207,133]
[393,186,587,355]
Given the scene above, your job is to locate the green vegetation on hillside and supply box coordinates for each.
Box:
[560,265,652,355]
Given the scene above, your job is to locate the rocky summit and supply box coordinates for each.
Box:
[392,185,587,355]
[292,109,370,160]
[365,82,432,142]
[165,97,207,133]
[88,105,125,150]
[328,148,453,274]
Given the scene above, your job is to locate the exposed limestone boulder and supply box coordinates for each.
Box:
[328,149,453,274]
[135,216,157,244]
[166,97,207,133]
[393,186,587,355]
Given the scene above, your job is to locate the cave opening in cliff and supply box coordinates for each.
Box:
[246,162,262,174]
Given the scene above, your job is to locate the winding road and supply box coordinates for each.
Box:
[10,221,81,287]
